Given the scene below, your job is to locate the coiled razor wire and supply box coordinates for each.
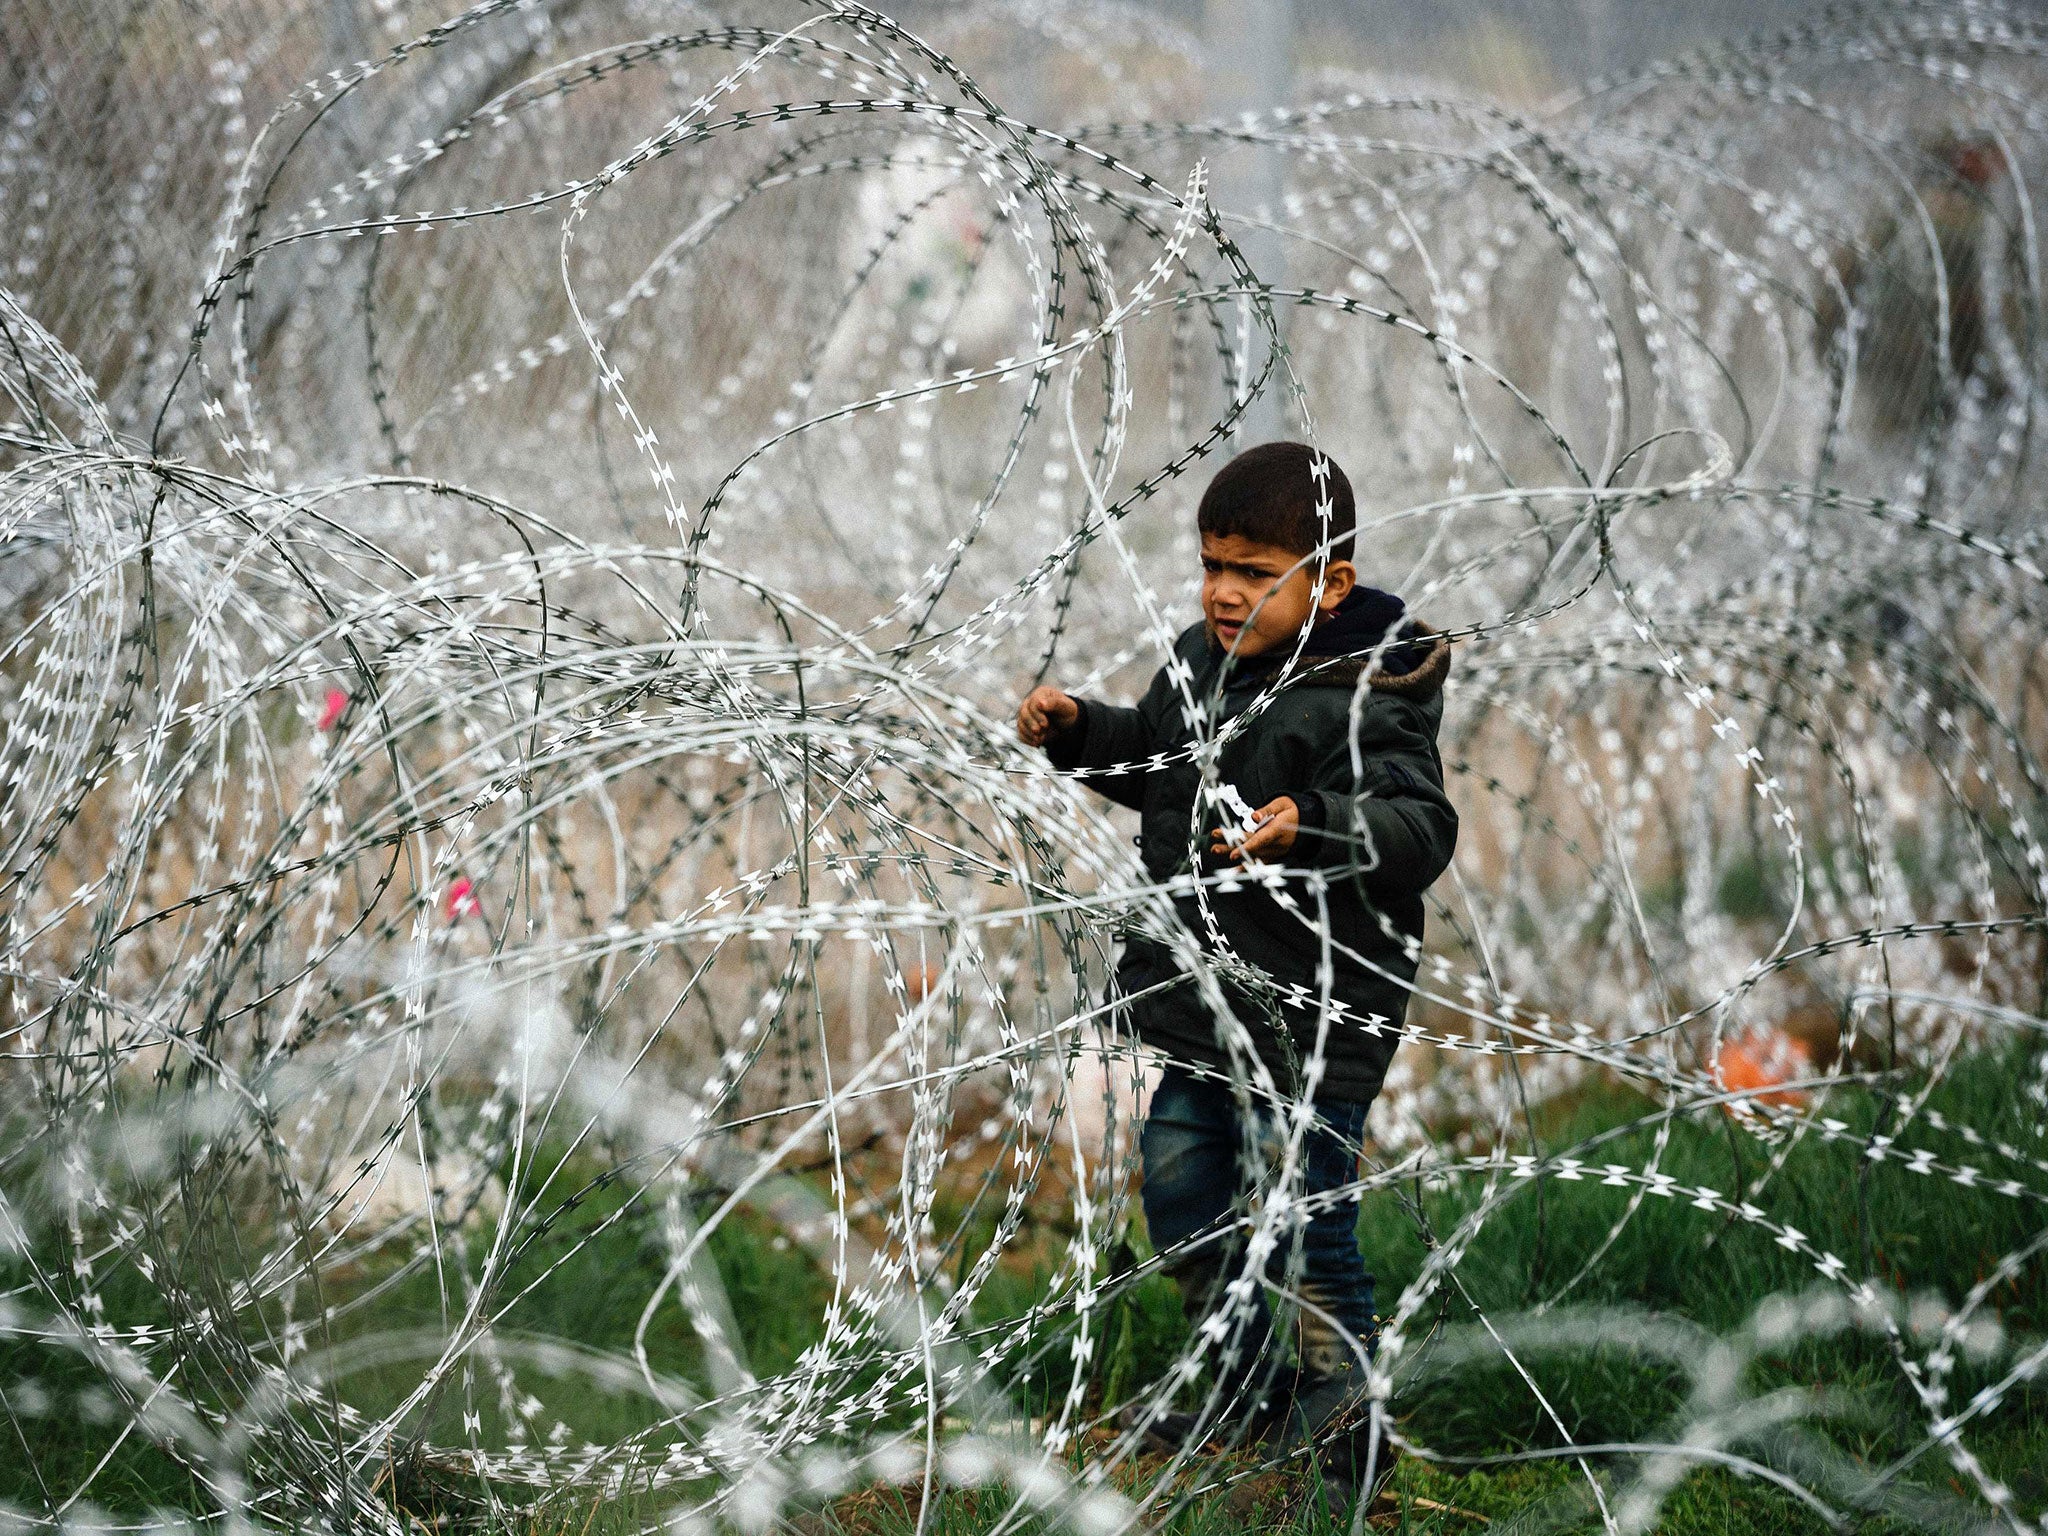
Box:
[1,1,2046,1531]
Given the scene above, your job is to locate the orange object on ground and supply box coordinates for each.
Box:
[1714,1029,1810,1112]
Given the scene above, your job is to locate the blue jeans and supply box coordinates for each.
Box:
[1140,1063,1377,1389]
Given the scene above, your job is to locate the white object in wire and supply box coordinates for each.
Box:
[1211,782,1264,841]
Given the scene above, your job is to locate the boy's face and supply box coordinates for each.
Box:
[1200,532,1356,657]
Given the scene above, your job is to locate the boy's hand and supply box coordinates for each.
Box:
[1017,685,1081,746]
[1211,796,1300,862]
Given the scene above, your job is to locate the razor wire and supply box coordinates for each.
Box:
[1,1,2046,1532]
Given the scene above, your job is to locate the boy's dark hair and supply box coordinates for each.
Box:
[1196,441,1356,561]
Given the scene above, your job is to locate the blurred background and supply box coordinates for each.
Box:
[4,4,2047,1530]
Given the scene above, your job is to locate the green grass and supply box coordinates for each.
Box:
[4,1046,2043,1532]
[1361,1049,2043,1458]
[0,1148,835,1521]
[1332,1044,2046,1533]
[798,1045,2046,1533]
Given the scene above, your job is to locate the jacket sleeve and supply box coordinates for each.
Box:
[1290,696,1458,897]
[1043,676,1169,813]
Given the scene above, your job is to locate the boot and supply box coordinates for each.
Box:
[1258,1362,1400,1503]
[1119,1356,1303,1455]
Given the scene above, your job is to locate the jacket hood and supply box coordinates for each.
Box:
[1215,586,1451,697]
[1303,585,1407,659]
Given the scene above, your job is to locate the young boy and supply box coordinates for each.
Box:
[1016,441,1456,1495]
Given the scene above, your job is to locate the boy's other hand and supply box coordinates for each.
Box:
[1017,685,1081,746]
[1211,796,1300,862]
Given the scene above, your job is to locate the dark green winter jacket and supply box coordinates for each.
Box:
[1045,588,1457,1103]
